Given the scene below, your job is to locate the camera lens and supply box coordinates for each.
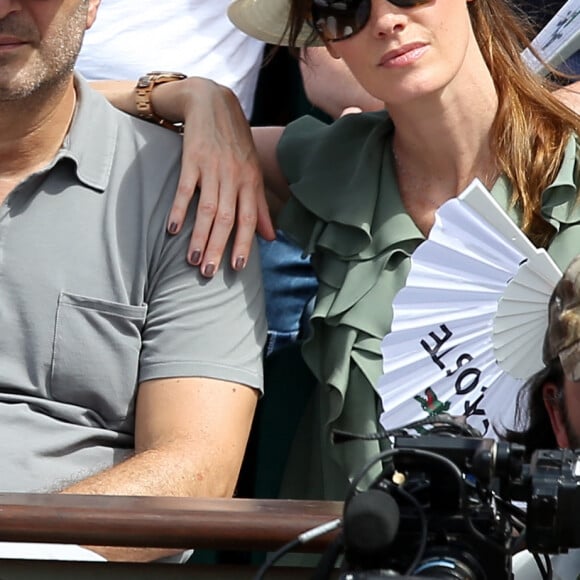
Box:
[413,555,482,580]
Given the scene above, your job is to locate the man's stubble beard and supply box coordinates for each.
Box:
[0,2,89,102]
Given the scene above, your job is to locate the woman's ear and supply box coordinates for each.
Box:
[543,382,570,448]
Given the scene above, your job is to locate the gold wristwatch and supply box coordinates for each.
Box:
[135,71,187,132]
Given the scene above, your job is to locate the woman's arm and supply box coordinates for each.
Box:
[90,80,138,115]
[92,69,580,278]
[91,77,276,277]
[251,126,290,219]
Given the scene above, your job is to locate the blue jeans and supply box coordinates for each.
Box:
[258,231,318,357]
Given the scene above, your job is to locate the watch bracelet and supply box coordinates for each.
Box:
[136,72,187,134]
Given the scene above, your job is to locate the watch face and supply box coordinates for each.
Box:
[137,72,186,88]
[137,76,154,88]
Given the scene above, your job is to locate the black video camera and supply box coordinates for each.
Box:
[333,433,580,580]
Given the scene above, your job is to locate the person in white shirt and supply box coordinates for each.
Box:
[76,0,264,119]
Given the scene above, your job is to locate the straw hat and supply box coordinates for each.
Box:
[227,0,323,47]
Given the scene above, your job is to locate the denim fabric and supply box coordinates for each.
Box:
[258,231,318,356]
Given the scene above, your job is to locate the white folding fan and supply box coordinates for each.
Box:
[376,179,562,437]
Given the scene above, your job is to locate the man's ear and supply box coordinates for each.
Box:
[85,0,101,30]
[543,382,570,448]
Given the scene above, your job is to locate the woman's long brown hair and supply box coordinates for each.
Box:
[286,0,580,247]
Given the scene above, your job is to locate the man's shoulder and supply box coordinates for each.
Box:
[83,83,182,181]
[75,76,183,168]
[107,108,184,218]
[108,101,183,161]
[71,78,184,223]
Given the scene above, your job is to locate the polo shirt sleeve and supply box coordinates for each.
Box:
[139,200,266,393]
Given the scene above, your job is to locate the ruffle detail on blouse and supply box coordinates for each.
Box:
[278,112,424,487]
[277,114,580,492]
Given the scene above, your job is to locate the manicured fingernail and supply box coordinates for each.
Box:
[168,222,178,234]
[235,256,246,271]
[190,250,201,265]
[203,263,216,277]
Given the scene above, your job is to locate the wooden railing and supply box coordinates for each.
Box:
[0,494,343,579]
[0,493,342,552]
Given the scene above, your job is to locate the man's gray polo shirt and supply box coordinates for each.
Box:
[0,76,266,492]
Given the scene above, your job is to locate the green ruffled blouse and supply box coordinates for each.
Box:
[276,111,580,501]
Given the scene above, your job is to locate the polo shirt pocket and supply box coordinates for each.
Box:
[50,291,147,431]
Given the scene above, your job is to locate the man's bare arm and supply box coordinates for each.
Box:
[62,376,258,561]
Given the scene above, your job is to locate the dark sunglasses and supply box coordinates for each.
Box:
[311,0,431,42]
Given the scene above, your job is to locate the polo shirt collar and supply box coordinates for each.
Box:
[58,73,118,192]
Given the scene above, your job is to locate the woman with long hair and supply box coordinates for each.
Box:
[133,0,580,502]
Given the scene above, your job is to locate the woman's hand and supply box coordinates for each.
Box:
[153,77,275,277]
